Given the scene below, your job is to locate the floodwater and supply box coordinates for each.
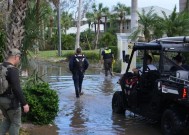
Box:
[28,60,162,135]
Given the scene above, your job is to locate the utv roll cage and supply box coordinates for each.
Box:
[126,36,189,74]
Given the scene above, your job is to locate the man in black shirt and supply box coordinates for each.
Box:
[0,48,29,135]
[69,48,89,98]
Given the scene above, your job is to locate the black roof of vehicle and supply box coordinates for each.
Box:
[134,36,189,52]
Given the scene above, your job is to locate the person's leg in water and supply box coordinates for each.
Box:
[104,59,109,76]
[73,74,80,98]
[78,73,84,95]
[106,59,113,76]
[109,61,113,76]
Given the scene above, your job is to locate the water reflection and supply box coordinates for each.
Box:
[111,113,127,133]
[101,77,114,95]
[70,100,85,128]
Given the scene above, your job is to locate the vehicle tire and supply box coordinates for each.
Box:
[112,91,126,114]
[161,109,184,135]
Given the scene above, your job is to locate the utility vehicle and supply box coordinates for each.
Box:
[112,36,189,135]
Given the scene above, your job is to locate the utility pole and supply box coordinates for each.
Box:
[75,0,82,49]
[57,0,62,56]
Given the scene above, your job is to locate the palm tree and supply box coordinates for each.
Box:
[49,0,61,56]
[85,12,94,31]
[5,0,28,57]
[61,11,73,34]
[161,6,189,37]
[130,7,158,42]
[113,2,130,33]
[92,3,109,49]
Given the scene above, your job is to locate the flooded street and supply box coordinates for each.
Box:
[29,60,162,135]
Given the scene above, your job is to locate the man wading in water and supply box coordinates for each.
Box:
[69,48,89,98]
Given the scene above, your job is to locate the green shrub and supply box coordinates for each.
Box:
[99,32,117,48]
[80,30,95,50]
[83,51,99,60]
[22,71,59,125]
[63,50,100,61]
[61,34,75,50]
[63,51,75,61]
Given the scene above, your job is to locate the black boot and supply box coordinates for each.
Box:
[75,89,79,98]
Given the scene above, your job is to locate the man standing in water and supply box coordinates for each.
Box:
[0,48,29,135]
[69,48,89,98]
[101,45,114,77]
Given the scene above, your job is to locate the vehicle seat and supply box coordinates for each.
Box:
[138,70,160,102]
[139,70,160,89]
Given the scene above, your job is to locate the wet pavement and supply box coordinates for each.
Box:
[29,60,162,135]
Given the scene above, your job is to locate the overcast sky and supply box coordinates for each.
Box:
[95,0,179,11]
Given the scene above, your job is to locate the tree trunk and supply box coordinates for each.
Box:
[6,0,27,57]
[95,19,100,49]
[75,0,82,49]
[57,0,62,56]
[120,17,123,33]
[49,16,53,38]
[36,0,40,24]
[41,20,45,49]
[104,16,107,32]
[94,23,97,33]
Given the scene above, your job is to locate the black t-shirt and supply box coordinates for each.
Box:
[2,62,27,106]
[101,49,113,59]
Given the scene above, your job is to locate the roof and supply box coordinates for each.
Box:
[134,36,189,52]
[138,6,173,18]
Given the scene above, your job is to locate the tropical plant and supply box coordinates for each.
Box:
[61,34,75,50]
[85,12,94,30]
[80,29,95,50]
[61,11,73,34]
[152,16,164,39]
[130,7,158,42]
[92,3,109,49]
[113,2,130,33]
[161,6,189,37]
[107,14,119,34]
[22,0,52,68]
[98,32,117,48]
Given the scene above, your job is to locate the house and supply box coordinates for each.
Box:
[66,6,173,34]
